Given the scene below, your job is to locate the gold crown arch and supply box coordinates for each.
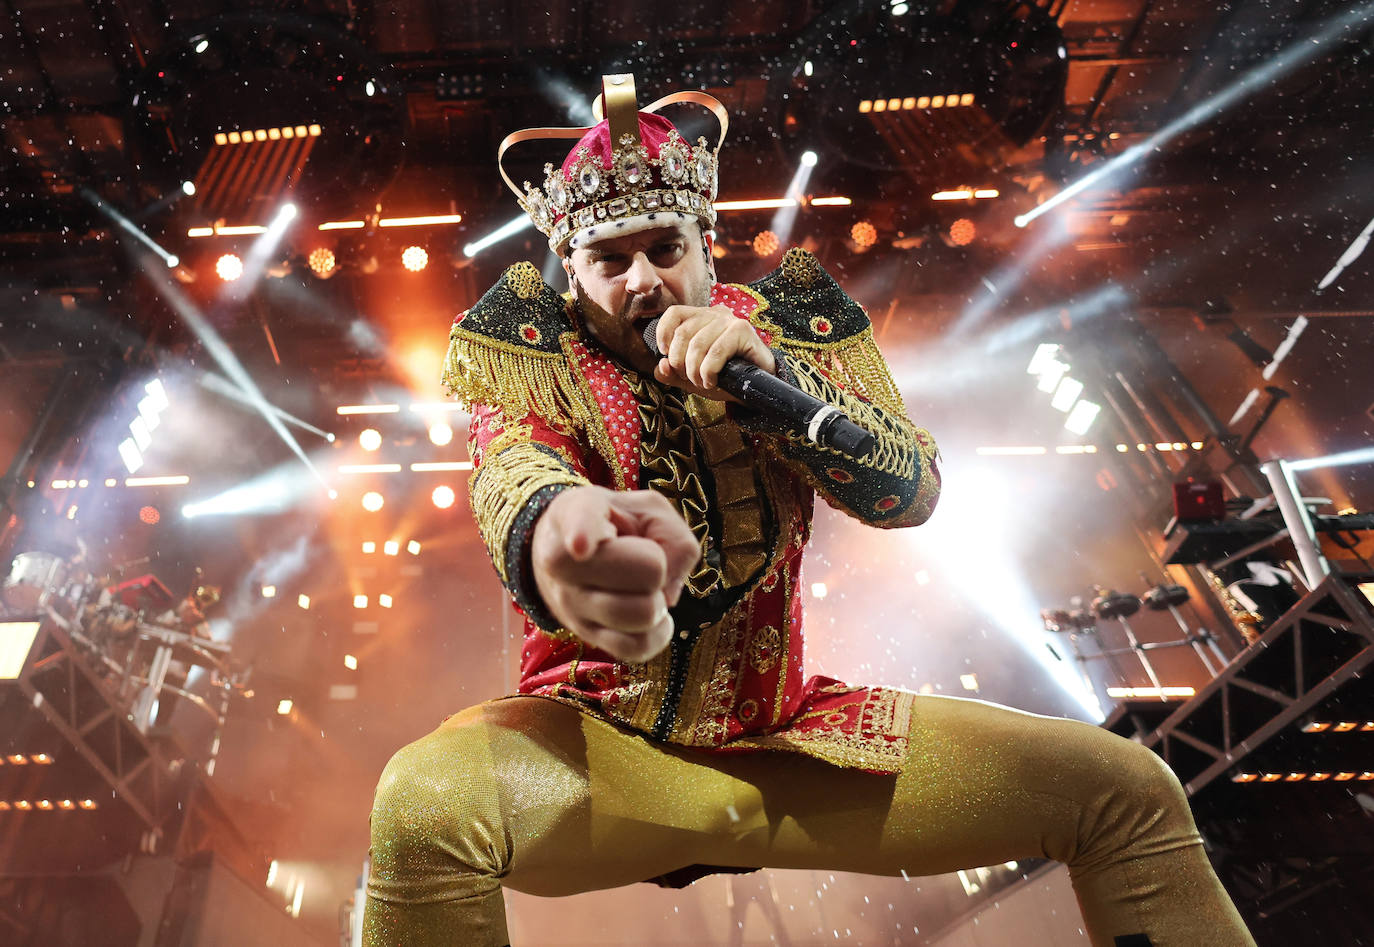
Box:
[497,74,731,252]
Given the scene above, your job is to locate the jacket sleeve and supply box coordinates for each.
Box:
[734,249,941,528]
[440,261,599,632]
[466,403,591,631]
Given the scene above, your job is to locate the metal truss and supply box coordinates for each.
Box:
[13,617,177,830]
[1140,571,1374,795]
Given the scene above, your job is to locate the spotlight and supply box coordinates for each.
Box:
[216,253,244,281]
[401,246,429,272]
[431,485,456,509]
[752,231,780,257]
[344,654,358,670]
[361,541,376,554]
[383,540,399,556]
[800,150,818,167]
[181,181,196,196]
[261,585,277,598]
[1050,377,1084,412]
[138,505,160,525]
[353,594,367,609]
[851,221,877,250]
[949,218,976,246]
[277,699,293,715]
[1064,400,1101,435]
[407,540,421,555]
[378,594,393,608]
[361,491,385,512]
[428,422,453,446]
[359,429,382,451]
[308,248,337,278]
[297,594,310,609]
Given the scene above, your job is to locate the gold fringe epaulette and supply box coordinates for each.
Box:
[440,262,587,423]
[745,248,907,414]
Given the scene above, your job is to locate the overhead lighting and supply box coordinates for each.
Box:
[428,422,454,446]
[960,673,979,691]
[318,220,365,231]
[344,654,358,670]
[949,218,976,246]
[1064,400,1102,435]
[336,404,400,415]
[125,475,190,486]
[361,491,385,512]
[410,461,473,471]
[261,585,277,598]
[1105,686,1196,698]
[358,428,382,451]
[809,196,852,206]
[851,221,878,250]
[463,213,535,258]
[407,540,421,555]
[401,246,429,272]
[378,594,393,608]
[932,190,974,201]
[1050,377,1084,412]
[1027,343,1062,375]
[308,248,337,278]
[811,582,828,598]
[362,541,376,554]
[1036,360,1069,392]
[353,594,368,609]
[297,594,310,609]
[118,439,143,474]
[379,214,463,228]
[973,189,1000,199]
[714,198,797,211]
[277,699,294,715]
[383,541,399,556]
[431,485,456,509]
[216,253,244,281]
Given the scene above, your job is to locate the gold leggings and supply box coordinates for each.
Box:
[363,694,1254,947]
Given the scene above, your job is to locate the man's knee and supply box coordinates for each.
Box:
[369,723,510,885]
[1072,729,1198,866]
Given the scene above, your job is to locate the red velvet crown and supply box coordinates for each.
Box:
[498,75,728,253]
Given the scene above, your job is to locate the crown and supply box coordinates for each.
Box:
[498,75,729,253]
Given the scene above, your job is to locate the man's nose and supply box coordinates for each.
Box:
[624,252,662,297]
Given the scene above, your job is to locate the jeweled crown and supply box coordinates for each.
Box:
[498,75,729,253]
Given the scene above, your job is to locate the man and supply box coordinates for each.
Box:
[364,76,1254,947]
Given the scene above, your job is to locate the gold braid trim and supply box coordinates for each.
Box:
[783,356,920,479]
[772,327,908,418]
[441,326,591,432]
[470,441,590,584]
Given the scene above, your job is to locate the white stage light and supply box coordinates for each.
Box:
[118,438,144,474]
[1035,361,1068,392]
[1064,400,1102,435]
[1050,377,1083,412]
[1026,343,1061,375]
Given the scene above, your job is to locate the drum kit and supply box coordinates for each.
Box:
[2,547,240,737]
[1041,576,1229,702]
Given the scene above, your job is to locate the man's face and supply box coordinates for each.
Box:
[566,223,714,374]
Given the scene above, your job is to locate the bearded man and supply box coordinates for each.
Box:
[363,75,1254,947]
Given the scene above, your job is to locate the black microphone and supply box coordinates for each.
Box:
[643,318,875,460]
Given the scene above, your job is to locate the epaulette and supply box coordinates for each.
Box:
[745,248,871,349]
[440,262,586,423]
[743,248,904,411]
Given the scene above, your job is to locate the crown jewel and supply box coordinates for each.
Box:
[498,75,729,253]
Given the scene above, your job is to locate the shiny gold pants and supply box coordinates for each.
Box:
[363,695,1254,946]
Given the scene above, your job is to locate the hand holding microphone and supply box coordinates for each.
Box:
[645,306,875,460]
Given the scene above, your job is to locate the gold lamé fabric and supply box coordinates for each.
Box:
[365,694,1256,946]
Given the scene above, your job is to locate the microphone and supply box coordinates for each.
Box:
[643,318,875,460]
